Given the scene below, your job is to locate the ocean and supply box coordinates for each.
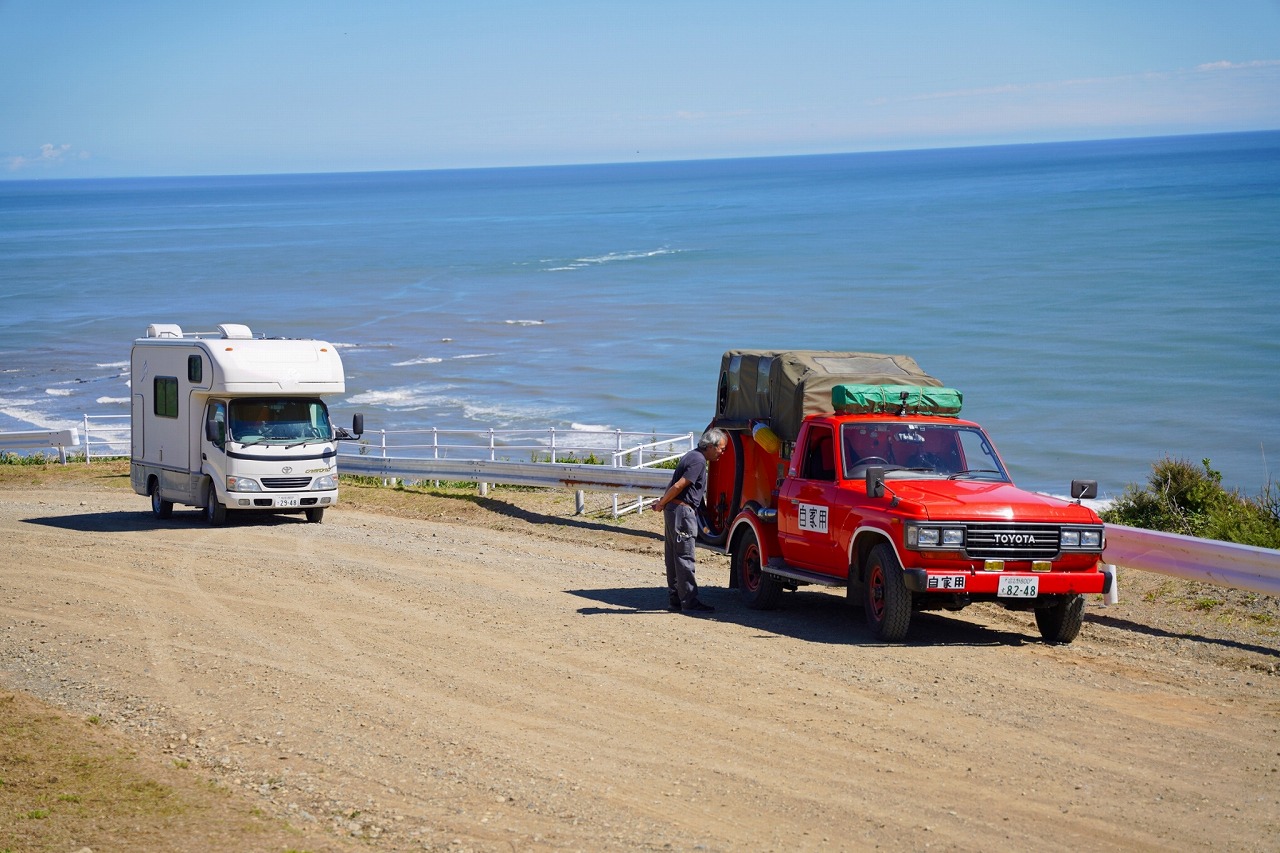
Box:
[2,131,1278,498]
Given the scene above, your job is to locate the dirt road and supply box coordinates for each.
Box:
[1,469,1277,851]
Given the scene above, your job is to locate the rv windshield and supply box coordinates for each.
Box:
[229,398,334,444]
[841,422,1009,482]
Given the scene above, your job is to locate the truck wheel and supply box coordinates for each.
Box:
[305,507,326,524]
[149,481,173,520]
[203,485,227,526]
[864,543,912,641]
[733,528,782,610]
[1035,594,1084,644]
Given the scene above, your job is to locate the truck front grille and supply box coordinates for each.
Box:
[963,524,1061,560]
[261,476,312,490]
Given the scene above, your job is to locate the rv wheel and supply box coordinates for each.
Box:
[203,486,227,526]
[149,481,173,520]
[305,507,326,523]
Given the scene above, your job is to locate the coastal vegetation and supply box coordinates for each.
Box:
[1100,457,1280,549]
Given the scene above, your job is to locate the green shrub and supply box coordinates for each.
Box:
[1101,457,1280,548]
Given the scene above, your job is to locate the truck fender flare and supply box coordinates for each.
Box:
[848,525,902,586]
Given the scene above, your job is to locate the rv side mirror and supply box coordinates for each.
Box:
[351,413,364,437]
[866,466,886,499]
[1071,479,1098,501]
[205,420,224,445]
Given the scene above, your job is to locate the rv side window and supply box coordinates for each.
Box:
[187,355,203,384]
[154,377,179,418]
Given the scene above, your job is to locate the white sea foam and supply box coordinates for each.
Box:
[45,388,72,397]
[0,397,81,431]
[95,361,128,369]
[96,396,129,406]
[545,247,681,272]
[392,357,444,366]
[503,319,544,326]
[451,352,496,360]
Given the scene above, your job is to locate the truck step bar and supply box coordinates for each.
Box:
[764,559,846,588]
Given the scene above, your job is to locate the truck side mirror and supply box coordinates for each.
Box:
[1071,480,1098,501]
[866,466,886,499]
[351,413,364,437]
[205,420,225,445]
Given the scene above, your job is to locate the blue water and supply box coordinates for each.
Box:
[2,131,1278,498]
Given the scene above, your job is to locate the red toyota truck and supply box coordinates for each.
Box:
[699,351,1110,643]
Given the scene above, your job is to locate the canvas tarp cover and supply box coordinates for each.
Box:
[714,350,943,442]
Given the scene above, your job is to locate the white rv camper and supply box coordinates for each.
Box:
[130,323,363,524]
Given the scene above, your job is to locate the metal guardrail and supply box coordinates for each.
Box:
[338,454,672,495]
[0,428,80,463]
[1103,524,1280,597]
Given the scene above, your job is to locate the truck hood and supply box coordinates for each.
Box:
[890,479,1100,523]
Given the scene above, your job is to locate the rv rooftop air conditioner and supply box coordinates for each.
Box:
[217,323,254,339]
[146,324,183,338]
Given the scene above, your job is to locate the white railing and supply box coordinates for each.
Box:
[82,414,131,462]
[356,426,693,469]
[347,426,694,517]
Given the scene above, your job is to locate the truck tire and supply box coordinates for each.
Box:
[1034,594,1084,644]
[203,484,227,526]
[305,507,326,524]
[864,543,912,641]
[149,481,173,520]
[733,527,783,610]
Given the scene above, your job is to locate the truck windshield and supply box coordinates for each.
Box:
[229,398,334,444]
[841,422,1009,481]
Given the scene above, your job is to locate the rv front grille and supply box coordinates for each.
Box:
[261,476,312,490]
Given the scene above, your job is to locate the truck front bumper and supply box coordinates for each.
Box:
[903,568,1111,596]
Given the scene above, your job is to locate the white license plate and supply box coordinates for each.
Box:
[275,497,302,508]
[998,576,1039,598]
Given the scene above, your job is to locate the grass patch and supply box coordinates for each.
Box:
[0,692,348,852]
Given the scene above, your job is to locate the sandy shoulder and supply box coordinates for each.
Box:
[1,467,1278,851]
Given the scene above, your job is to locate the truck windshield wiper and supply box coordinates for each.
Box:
[948,469,1003,479]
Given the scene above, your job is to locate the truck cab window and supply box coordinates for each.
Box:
[802,429,836,481]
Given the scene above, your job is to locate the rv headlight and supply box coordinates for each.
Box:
[227,476,261,492]
[312,474,337,490]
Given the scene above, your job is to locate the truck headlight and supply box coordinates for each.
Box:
[1080,529,1102,548]
[227,476,261,492]
[1062,528,1103,549]
[906,524,965,549]
[312,474,337,490]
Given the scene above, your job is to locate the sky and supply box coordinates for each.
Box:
[2,0,1279,179]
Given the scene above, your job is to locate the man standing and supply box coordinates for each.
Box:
[652,428,729,615]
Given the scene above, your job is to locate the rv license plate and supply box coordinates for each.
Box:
[997,576,1039,598]
[275,497,301,508]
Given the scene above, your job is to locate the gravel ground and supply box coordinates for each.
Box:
[1,464,1278,851]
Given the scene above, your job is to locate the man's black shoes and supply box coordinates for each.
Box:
[683,599,715,615]
[668,595,682,612]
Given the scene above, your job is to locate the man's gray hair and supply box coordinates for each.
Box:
[697,428,728,451]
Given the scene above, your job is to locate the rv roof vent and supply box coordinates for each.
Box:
[217,323,254,339]
[146,324,183,338]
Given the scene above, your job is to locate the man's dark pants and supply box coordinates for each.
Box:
[664,503,699,606]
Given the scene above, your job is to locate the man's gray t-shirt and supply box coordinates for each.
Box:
[668,448,708,508]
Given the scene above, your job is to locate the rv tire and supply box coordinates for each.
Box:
[306,507,326,523]
[149,481,173,520]
[204,485,227,526]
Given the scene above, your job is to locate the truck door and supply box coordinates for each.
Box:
[777,424,846,575]
[202,400,229,488]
